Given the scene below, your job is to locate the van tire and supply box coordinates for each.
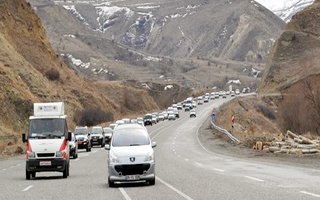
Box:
[108,177,115,187]
[26,169,31,180]
[31,172,36,178]
[63,165,68,178]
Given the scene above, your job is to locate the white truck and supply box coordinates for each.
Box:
[22,102,71,180]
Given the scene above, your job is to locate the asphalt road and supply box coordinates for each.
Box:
[1,96,320,200]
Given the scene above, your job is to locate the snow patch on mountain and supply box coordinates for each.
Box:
[255,0,314,22]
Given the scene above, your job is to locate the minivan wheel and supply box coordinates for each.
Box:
[149,178,155,185]
[108,177,115,187]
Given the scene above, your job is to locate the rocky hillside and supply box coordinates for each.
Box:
[31,0,284,63]
[213,0,320,148]
[0,0,162,155]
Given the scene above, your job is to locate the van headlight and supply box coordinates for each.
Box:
[144,152,154,162]
[28,152,35,159]
[56,151,64,158]
[109,152,120,164]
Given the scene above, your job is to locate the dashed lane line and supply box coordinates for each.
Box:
[244,176,265,182]
[119,187,132,200]
[156,176,194,200]
[300,191,320,198]
[22,185,33,192]
[213,168,225,172]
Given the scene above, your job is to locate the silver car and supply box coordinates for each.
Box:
[105,124,157,187]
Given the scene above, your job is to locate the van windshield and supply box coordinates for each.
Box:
[29,118,66,138]
[75,128,87,135]
[112,129,150,147]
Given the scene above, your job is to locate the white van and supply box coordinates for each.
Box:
[22,102,71,180]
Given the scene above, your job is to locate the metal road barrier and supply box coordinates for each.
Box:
[210,120,240,144]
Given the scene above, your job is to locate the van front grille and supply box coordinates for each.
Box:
[37,153,55,158]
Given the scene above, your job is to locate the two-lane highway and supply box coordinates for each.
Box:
[0,96,319,200]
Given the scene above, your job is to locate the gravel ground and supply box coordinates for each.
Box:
[199,117,320,169]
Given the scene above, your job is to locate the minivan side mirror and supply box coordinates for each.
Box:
[67,131,72,141]
[151,142,157,148]
[22,133,27,143]
[105,144,110,151]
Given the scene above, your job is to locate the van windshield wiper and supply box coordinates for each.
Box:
[130,144,142,146]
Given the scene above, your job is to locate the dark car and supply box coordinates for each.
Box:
[91,126,106,147]
[144,114,153,126]
[75,126,91,152]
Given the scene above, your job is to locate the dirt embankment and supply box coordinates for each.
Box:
[0,0,161,156]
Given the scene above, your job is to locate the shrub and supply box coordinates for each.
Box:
[45,68,60,81]
[74,108,113,126]
[255,104,276,120]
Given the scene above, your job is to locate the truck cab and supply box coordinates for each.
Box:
[22,102,71,180]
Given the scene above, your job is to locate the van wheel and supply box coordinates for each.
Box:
[108,177,115,187]
[63,165,68,178]
[31,172,36,178]
[149,178,155,185]
[26,169,31,180]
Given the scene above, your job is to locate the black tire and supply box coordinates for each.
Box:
[26,169,31,180]
[108,177,115,187]
[63,165,68,178]
[86,145,90,152]
[31,172,36,179]
[73,153,77,159]
[149,178,155,185]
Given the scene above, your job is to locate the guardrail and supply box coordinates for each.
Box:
[210,121,240,144]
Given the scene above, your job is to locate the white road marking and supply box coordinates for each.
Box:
[157,176,194,200]
[17,164,21,167]
[22,185,33,192]
[194,162,203,167]
[119,187,132,200]
[213,168,225,172]
[300,191,320,198]
[184,158,189,162]
[9,166,15,169]
[244,176,264,182]
[2,168,7,171]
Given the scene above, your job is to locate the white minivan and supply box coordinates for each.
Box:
[105,124,156,187]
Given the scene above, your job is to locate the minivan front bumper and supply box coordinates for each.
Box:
[108,162,155,182]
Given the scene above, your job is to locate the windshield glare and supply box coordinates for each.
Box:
[112,129,150,147]
[29,119,66,138]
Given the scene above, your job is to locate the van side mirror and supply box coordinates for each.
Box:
[68,131,72,141]
[22,133,27,143]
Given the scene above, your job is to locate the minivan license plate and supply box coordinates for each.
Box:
[39,161,51,166]
[126,175,139,181]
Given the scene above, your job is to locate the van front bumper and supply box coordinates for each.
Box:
[26,158,67,172]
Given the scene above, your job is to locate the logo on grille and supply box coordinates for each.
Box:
[130,157,135,162]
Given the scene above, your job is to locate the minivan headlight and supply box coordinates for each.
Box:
[144,152,154,162]
[109,152,120,164]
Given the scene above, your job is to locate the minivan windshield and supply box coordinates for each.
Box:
[112,129,150,147]
[29,118,66,138]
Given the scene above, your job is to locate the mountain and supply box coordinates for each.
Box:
[35,0,284,63]
[0,0,167,155]
[255,0,314,22]
[259,0,320,135]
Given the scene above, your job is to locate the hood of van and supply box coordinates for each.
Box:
[29,138,65,153]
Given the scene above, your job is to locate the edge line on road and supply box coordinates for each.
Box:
[300,191,320,198]
[119,187,132,200]
[22,185,33,192]
[244,176,264,182]
[156,176,194,200]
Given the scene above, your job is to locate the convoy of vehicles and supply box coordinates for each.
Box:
[20,89,245,183]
